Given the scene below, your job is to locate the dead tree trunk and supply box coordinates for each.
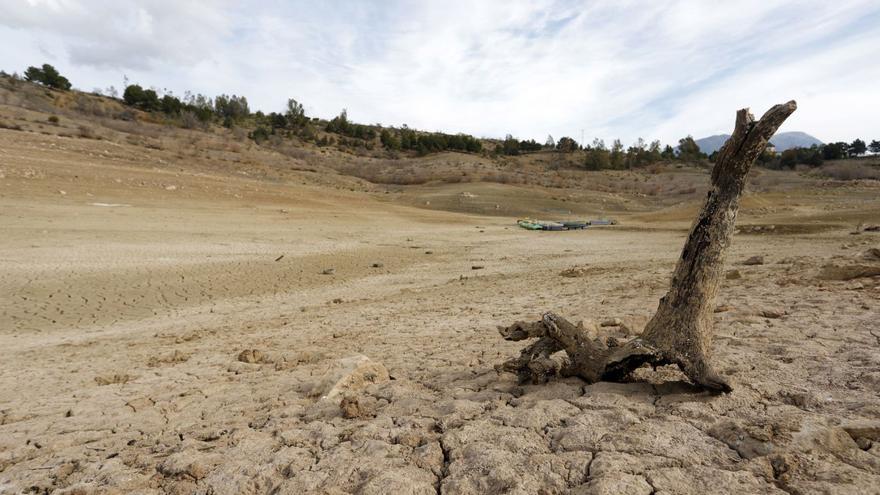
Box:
[496,101,797,392]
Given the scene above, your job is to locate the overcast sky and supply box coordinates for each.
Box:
[2,0,878,145]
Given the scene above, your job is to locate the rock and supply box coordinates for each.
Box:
[743,255,765,265]
[600,318,622,327]
[237,349,265,364]
[309,355,390,400]
[164,184,177,191]
[760,308,785,319]
[864,225,880,232]
[371,262,384,268]
[339,395,377,419]
[863,248,880,260]
[321,268,335,275]
[471,265,484,270]
[725,269,742,280]
[714,305,734,313]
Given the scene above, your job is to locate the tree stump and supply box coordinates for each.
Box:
[495,101,797,392]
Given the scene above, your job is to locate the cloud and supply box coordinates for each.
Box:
[1,0,878,144]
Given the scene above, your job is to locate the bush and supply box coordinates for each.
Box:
[77,125,97,139]
[0,119,23,131]
[48,115,59,125]
[123,84,160,111]
[180,110,201,129]
[249,126,270,144]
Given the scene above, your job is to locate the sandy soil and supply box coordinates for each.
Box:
[1,128,880,494]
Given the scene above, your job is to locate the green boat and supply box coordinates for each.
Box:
[517,219,543,230]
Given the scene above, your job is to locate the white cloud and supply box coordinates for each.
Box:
[1,0,877,144]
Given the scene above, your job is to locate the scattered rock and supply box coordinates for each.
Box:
[863,225,880,232]
[714,305,734,313]
[371,262,384,268]
[863,248,880,260]
[471,265,484,270]
[146,350,190,367]
[164,184,177,191]
[237,349,265,364]
[424,250,433,255]
[759,308,785,319]
[725,269,742,280]
[321,268,335,275]
[601,318,622,327]
[743,255,764,266]
[339,395,378,419]
[309,355,390,400]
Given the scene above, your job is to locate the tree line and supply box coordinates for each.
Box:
[7,63,879,166]
[753,138,877,170]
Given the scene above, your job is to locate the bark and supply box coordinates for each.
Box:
[496,101,797,392]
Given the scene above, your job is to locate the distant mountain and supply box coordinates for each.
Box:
[692,135,730,155]
[694,132,824,154]
[769,132,824,152]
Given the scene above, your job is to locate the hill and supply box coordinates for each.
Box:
[695,131,824,154]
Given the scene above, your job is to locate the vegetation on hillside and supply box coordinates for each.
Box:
[2,63,877,181]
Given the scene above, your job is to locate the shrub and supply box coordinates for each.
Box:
[123,84,160,111]
[249,126,270,144]
[48,115,59,125]
[0,119,23,131]
[77,125,97,139]
[180,110,201,129]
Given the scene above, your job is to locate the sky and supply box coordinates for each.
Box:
[2,0,878,145]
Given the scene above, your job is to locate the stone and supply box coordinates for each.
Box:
[237,349,265,364]
[309,355,390,400]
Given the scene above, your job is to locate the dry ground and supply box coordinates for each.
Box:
[1,124,880,495]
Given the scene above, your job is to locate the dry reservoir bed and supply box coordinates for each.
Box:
[1,180,880,494]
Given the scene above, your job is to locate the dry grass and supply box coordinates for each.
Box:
[816,161,880,181]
